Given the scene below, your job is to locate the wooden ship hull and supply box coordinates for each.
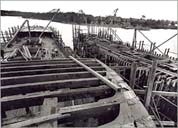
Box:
[0,20,156,127]
[72,25,177,127]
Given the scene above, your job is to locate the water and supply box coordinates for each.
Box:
[1,16,177,58]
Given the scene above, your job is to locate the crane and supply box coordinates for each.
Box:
[113,8,119,17]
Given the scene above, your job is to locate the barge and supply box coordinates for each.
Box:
[0,20,156,127]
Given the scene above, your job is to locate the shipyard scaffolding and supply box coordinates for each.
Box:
[72,24,178,127]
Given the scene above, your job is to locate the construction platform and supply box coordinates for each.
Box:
[72,24,178,127]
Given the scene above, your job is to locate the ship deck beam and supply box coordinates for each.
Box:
[1,62,101,72]
[1,59,97,67]
[3,96,121,128]
[69,56,121,91]
[1,71,106,86]
[1,66,105,77]
[1,58,93,64]
[1,77,102,97]
[2,85,112,111]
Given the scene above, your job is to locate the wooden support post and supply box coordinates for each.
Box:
[152,42,156,53]
[129,61,137,89]
[96,26,98,34]
[150,42,153,53]
[164,48,167,56]
[14,26,17,33]
[132,29,137,49]
[166,48,170,56]
[5,31,9,41]
[39,98,58,127]
[72,25,74,39]
[114,29,117,41]
[132,40,135,49]
[74,25,76,38]
[8,28,12,38]
[144,60,157,109]
[141,41,144,51]
[93,25,96,34]
[134,29,137,44]
[91,25,93,34]
[138,41,141,50]
[11,27,15,34]
[94,25,96,34]
[135,41,137,49]
[88,25,92,34]
[88,24,90,35]
[1,31,6,43]
[17,25,20,29]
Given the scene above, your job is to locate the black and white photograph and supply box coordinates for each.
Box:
[0,1,177,127]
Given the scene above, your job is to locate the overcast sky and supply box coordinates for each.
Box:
[1,1,177,21]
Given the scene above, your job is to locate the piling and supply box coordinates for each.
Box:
[144,60,157,110]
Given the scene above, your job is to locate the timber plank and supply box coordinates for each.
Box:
[1,71,106,85]
[39,98,58,127]
[1,59,97,67]
[2,85,112,110]
[1,66,105,77]
[1,62,101,72]
[1,78,102,96]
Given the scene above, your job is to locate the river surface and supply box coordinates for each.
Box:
[1,16,177,58]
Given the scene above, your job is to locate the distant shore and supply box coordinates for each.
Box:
[1,10,177,30]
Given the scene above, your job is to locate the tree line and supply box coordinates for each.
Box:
[1,10,177,29]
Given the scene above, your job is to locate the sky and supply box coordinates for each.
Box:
[1,1,177,21]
